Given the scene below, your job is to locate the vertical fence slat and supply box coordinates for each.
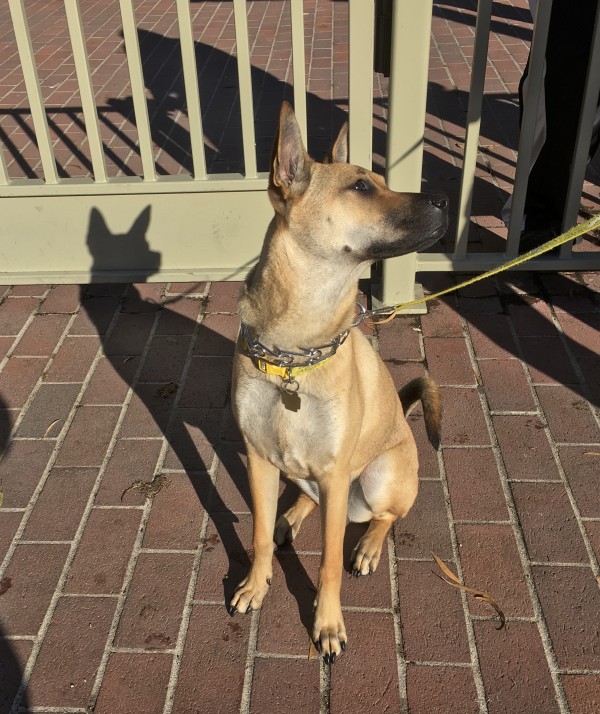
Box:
[119,0,156,181]
[8,0,59,184]
[64,0,107,183]
[454,0,493,258]
[0,140,9,185]
[176,0,206,180]
[233,0,257,178]
[505,0,552,257]
[559,3,600,256]
[375,0,433,308]
[348,0,374,168]
[290,0,307,145]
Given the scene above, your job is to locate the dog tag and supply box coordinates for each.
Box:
[281,389,301,412]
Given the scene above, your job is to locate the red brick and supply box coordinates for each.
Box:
[340,522,392,608]
[143,473,204,550]
[213,445,251,514]
[122,283,164,313]
[0,356,46,408]
[114,552,193,649]
[396,480,453,560]
[577,354,600,405]
[12,314,69,356]
[179,355,232,409]
[96,438,163,506]
[467,314,519,360]
[168,281,207,294]
[65,509,141,594]
[440,387,489,446]
[56,405,120,467]
[39,285,81,314]
[559,446,600,517]
[250,658,320,714]
[94,652,172,714]
[194,313,239,355]
[493,415,559,481]
[119,384,174,438]
[0,543,69,636]
[27,596,116,708]
[536,386,599,444]
[556,312,600,357]
[421,297,463,337]
[139,334,191,382]
[23,467,97,541]
[377,315,422,361]
[533,566,600,670]
[456,524,532,618]
[562,674,600,714]
[406,665,479,714]
[104,313,155,355]
[163,408,223,470]
[584,521,600,563]
[0,297,38,335]
[172,604,249,714]
[16,383,80,438]
[0,335,16,360]
[385,360,426,393]
[474,621,559,714]
[195,513,253,603]
[9,286,46,297]
[0,638,32,714]
[155,297,203,335]
[70,297,119,336]
[0,440,54,507]
[508,299,557,337]
[444,447,507,521]
[330,612,400,711]
[0,511,23,563]
[206,281,240,313]
[519,335,578,385]
[424,336,476,385]
[478,359,536,411]
[44,335,99,382]
[397,559,471,662]
[511,482,588,563]
[82,355,139,405]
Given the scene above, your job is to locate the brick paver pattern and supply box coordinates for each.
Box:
[1,1,600,713]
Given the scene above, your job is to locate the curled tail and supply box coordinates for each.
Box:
[399,377,442,451]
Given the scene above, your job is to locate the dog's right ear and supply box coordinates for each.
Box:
[324,121,348,164]
[270,101,311,195]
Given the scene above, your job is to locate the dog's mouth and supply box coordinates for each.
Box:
[365,213,448,261]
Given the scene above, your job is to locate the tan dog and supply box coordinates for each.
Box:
[230,102,446,663]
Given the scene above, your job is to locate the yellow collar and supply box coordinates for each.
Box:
[241,338,331,379]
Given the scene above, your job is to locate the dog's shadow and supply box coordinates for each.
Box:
[83,206,320,633]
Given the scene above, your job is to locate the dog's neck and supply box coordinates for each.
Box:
[238,219,366,350]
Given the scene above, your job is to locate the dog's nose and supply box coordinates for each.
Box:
[430,194,448,210]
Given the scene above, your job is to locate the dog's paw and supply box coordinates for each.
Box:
[351,536,383,577]
[229,572,271,615]
[274,513,300,546]
[313,606,347,664]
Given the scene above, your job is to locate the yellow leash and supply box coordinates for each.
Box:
[372,213,600,324]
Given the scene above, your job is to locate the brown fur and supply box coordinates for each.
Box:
[230,102,447,663]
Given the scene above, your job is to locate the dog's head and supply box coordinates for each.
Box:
[268,102,447,263]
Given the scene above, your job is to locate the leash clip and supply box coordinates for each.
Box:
[280,368,300,395]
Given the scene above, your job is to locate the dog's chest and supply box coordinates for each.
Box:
[235,378,341,478]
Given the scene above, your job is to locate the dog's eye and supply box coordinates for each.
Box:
[352,179,371,192]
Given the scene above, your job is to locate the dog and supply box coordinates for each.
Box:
[229,102,447,664]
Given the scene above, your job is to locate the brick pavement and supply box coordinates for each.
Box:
[1,1,600,713]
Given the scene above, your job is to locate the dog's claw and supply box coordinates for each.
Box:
[340,641,347,651]
[228,605,237,616]
[352,569,361,578]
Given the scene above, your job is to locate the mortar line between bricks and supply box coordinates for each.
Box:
[511,312,600,577]
[4,310,79,445]
[6,292,132,714]
[110,646,176,655]
[17,540,73,545]
[24,708,86,713]
[162,304,235,714]
[559,668,600,675]
[60,592,119,598]
[85,302,173,710]
[239,609,261,714]
[253,652,308,660]
[464,309,570,714]
[341,605,394,614]
[507,478,562,483]
[407,659,475,668]
[469,614,537,623]
[139,547,197,555]
[556,442,600,447]
[92,504,145,510]
[0,289,50,378]
[529,561,591,568]
[437,441,487,713]
[387,528,409,714]
[453,519,512,525]
[490,410,539,416]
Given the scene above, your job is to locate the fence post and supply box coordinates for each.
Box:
[372,0,433,311]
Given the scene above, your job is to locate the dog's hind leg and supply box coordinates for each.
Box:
[350,442,419,576]
[274,489,317,546]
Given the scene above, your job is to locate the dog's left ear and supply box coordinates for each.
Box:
[271,101,311,194]
[324,121,348,164]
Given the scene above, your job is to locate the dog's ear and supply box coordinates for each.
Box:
[271,101,311,194]
[325,121,348,164]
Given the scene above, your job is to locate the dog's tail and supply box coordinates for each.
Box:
[399,377,442,450]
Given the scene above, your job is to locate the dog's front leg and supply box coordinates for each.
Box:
[314,472,349,663]
[230,445,279,614]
